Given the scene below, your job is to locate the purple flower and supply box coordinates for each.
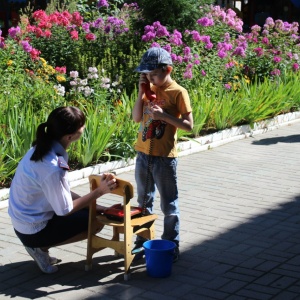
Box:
[97,0,109,8]
[82,22,90,33]
[142,31,156,42]
[201,70,206,76]
[224,84,231,90]
[205,42,213,50]
[254,47,264,57]
[183,46,191,56]
[293,63,299,71]
[183,66,193,79]
[151,42,160,48]
[21,40,32,53]
[171,53,177,61]
[232,46,246,57]
[197,17,214,27]
[218,50,227,59]
[273,56,282,63]
[8,26,21,39]
[262,37,269,45]
[163,44,172,53]
[225,62,235,69]
[200,35,211,44]
[287,52,293,60]
[270,69,281,76]
[176,55,183,63]
[93,18,104,29]
[191,30,201,42]
[0,38,5,49]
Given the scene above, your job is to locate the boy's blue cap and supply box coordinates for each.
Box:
[135,47,173,73]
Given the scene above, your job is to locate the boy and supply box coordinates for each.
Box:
[132,47,193,262]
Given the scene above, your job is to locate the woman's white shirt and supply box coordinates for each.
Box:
[8,141,73,234]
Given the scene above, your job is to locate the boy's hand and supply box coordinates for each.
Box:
[138,73,149,93]
[149,104,164,120]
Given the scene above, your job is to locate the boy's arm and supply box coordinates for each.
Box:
[132,74,147,122]
[150,105,194,132]
[132,91,144,122]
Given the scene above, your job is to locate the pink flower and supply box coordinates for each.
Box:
[201,70,206,76]
[254,47,264,57]
[293,63,299,71]
[30,48,41,60]
[72,12,83,26]
[85,33,96,41]
[70,30,79,40]
[55,66,67,74]
[0,37,5,49]
[44,30,52,38]
[270,69,281,76]
[273,56,282,63]
[224,83,231,90]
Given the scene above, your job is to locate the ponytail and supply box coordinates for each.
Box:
[30,106,85,161]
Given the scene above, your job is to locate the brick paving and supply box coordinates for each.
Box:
[1,121,300,299]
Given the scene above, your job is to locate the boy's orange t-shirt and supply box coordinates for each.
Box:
[134,80,192,157]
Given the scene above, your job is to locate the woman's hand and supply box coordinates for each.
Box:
[96,173,118,196]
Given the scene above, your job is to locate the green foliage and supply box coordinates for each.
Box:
[2,3,300,187]
[134,0,214,32]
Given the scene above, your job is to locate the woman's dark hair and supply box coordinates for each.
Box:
[30,106,86,161]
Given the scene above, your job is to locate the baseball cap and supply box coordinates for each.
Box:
[135,47,173,73]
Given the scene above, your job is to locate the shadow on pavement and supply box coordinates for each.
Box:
[252,134,300,145]
[2,195,300,299]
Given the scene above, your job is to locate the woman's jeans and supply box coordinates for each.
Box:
[135,151,179,246]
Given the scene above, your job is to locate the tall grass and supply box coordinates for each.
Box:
[2,72,300,186]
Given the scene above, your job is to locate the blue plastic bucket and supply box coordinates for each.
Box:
[143,239,176,278]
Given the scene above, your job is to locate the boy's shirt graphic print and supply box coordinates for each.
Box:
[142,98,167,142]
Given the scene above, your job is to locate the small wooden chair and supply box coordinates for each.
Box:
[85,175,157,280]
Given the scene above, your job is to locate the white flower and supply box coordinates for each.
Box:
[70,71,79,78]
[80,79,88,86]
[84,86,94,97]
[112,81,118,87]
[54,84,65,96]
[70,80,77,86]
[101,77,110,84]
[88,67,98,73]
[101,83,110,89]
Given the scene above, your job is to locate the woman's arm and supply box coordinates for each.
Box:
[67,173,117,215]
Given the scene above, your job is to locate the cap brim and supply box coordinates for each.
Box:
[134,64,157,73]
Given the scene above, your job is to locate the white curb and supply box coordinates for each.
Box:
[1,111,300,208]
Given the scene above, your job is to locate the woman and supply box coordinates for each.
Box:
[8,106,117,274]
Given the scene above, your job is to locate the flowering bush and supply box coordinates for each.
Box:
[139,5,300,91]
[2,1,300,187]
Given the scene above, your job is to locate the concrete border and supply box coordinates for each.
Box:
[1,111,300,208]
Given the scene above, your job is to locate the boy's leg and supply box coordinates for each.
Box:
[134,152,156,253]
[153,157,180,246]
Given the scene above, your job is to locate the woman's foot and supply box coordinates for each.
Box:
[25,246,58,274]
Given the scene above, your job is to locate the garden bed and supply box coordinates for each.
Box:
[1,110,300,205]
